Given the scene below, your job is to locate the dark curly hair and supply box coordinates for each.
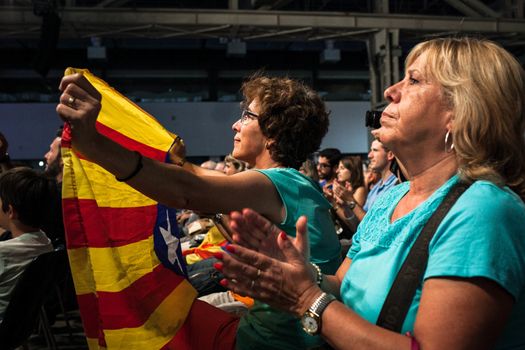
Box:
[241,75,330,169]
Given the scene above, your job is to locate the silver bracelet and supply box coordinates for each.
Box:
[311,262,323,286]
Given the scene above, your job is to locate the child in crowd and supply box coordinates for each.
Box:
[0,168,56,321]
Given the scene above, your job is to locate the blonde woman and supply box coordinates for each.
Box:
[219,37,525,350]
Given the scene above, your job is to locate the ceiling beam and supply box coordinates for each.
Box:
[443,0,484,17]
[95,0,132,8]
[1,7,525,39]
[461,0,501,17]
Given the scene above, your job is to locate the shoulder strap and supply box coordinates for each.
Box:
[376,180,470,332]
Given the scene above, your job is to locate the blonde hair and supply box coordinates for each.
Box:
[406,37,525,200]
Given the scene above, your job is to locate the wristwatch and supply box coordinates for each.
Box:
[346,201,356,210]
[301,292,336,336]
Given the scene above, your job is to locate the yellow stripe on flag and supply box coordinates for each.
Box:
[69,236,160,294]
[65,67,174,151]
[62,153,156,207]
[104,281,197,350]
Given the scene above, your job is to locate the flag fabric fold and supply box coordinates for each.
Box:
[61,67,197,350]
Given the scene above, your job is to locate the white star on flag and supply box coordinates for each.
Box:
[159,209,184,273]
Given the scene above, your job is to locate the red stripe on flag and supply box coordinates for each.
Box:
[96,122,168,161]
[63,198,157,249]
[63,197,87,248]
[162,300,239,350]
[96,264,186,329]
[77,293,103,341]
[162,321,193,350]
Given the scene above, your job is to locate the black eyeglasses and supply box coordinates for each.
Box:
[239,109,259,125]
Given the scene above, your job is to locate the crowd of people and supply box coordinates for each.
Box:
[0,36,524,349]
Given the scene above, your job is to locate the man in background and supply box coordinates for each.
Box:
[335,139,397,223]
[317,148,341,189]
[44,126,63,183]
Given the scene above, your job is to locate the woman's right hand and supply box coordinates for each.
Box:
[218,210,321,316]
[56,73,103,158]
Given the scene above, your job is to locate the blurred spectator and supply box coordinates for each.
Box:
[299,159,319,183]
[214,161,226,172]
[200,160,217,170]
[223,155,247,175]
[316,148,341,189]
[0,132,14,173]
[44,126,63,183]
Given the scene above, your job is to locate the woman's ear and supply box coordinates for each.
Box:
[445,111,454,132]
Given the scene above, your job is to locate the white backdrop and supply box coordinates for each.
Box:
[0,101,370,159]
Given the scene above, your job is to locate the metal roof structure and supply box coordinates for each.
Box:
[1,0,524,104]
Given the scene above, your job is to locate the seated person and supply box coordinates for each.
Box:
[0,168,56,321]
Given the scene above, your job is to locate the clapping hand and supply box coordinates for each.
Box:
[216,209,320,316]
[228,209,286,259]
[333,181,355,206]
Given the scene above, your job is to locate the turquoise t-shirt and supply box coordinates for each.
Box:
[341,175,525,349]
[236,168,342,350]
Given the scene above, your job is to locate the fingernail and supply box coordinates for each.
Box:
[279,231,288,240]
[214,252,223,259]
[213,262,223,271]
[225,245,236,253]
[219,279,228,287]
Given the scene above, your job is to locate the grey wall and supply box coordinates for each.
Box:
[0,101,370,160]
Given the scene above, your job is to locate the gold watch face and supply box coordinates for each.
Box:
[301,312,319,335]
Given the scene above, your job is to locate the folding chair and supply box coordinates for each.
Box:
[0,248,68,350]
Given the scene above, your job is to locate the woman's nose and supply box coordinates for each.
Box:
[232,119,241,131]
[384,80,401,103]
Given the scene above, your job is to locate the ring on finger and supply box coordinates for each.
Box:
[256,268,261,278]
[67,96,76,106]
[231,278,238,284]
[250,280,255,289]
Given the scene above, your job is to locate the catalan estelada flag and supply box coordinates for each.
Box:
[61,68,198,349]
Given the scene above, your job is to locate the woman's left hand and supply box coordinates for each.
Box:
[217,210,320,316]
[228,208,311,262]
[56,73,104,159]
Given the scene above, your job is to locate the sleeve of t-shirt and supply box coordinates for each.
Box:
[425,182,525,300]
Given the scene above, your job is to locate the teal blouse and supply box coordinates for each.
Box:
[342,175,525,349]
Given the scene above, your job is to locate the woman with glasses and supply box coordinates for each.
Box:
[57,74,341,349]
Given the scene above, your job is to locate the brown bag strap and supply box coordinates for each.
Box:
[376,181,470,332]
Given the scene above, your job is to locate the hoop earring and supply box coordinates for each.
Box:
[445,130,454,153]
